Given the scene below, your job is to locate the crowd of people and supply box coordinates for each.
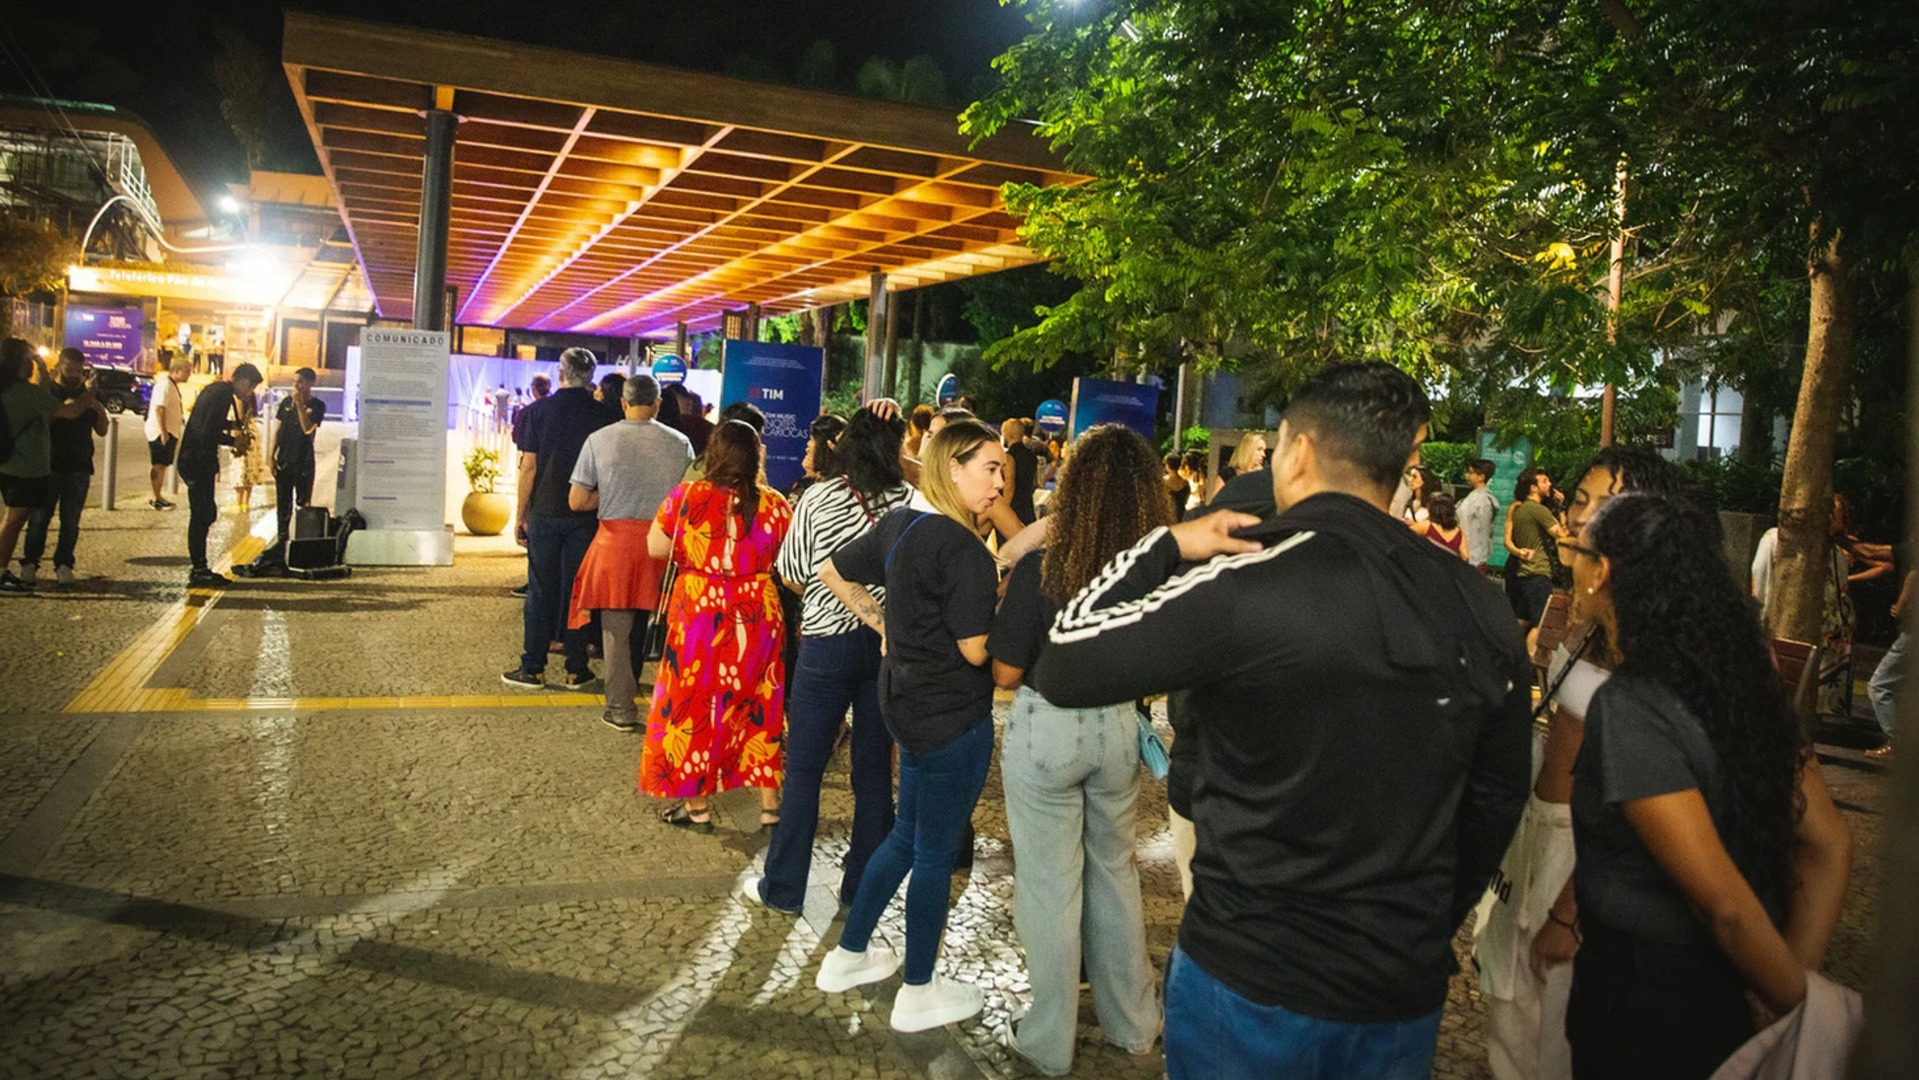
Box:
[495,347,1869,1080]
[0,328,1887,1077]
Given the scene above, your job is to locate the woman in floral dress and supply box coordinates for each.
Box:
[642,419,793,831]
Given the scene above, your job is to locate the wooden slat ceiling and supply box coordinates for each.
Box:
[282,13,1083,337]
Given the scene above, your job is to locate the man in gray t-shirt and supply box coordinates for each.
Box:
[567,375,695,727]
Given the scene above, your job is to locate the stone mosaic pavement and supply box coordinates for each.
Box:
[0,507,1896,1078]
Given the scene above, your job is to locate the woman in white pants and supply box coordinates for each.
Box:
[987,424,1167,1076]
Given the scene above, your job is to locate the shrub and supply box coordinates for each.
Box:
[1419,441,1473,483]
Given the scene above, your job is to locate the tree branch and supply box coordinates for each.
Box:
[1595,0,1640,40]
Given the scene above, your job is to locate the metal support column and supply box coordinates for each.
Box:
[863,270,889,402]
[411,108,457,331]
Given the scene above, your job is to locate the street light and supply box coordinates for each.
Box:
[218,194,244,214]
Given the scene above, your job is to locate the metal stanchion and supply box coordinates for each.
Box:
[100,416,119,511]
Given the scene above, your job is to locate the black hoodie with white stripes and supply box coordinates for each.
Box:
[1033,490,1531,1023]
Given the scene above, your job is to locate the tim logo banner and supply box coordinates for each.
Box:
[1069,377,1160,441]
[720,340,825,493]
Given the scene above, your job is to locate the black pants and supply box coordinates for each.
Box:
[21,469,90,570]
[1567,923,1754,1080]
[185,472,219,571]
[521,515,597,677]
[274,462,316,548]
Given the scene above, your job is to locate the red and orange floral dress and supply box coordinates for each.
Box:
[639,480,793,798]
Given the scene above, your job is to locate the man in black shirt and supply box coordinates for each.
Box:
[1000,418,1038,525]
[1033,362,1529,1079]
[177,363,262,587]
[20,349,108,587]
[269,367,326,555]
[503,348,613,690]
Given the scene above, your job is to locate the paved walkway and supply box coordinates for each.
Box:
[0,506,1891,1078]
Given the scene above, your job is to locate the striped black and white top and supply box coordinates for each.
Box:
[777,477,915,637]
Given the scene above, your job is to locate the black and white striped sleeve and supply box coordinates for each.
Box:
[1032,527,1293,708]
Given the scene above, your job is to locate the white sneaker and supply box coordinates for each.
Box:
[815,945,902,993]
[55,566,74,587]
[889,973,984,1032]
[17,564,35,586]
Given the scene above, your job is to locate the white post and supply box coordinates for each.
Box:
[100,416,119,511]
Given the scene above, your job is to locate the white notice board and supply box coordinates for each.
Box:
[356,329,450,532]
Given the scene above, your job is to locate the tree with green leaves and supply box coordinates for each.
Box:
[965,0,1918,643]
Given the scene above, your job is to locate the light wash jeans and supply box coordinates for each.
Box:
[1871,630,1907,739]
[1003,685,1159,1075]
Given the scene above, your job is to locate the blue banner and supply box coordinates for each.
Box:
[65,305,145,369]
[1034,398,1068,434]
[1069,377,1159,441]
[720,340,825,493]
[935,372,962,407]
[651,354,687,385]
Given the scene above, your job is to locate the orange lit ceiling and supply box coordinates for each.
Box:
[282,13,1082,337]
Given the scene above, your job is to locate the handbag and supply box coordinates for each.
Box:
[1136,701,1170,780]
[643,491,690,662]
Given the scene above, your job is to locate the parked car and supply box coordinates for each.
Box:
[90,367,153,416]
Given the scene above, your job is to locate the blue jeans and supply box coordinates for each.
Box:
[22,470,90,570]
[522,515,597,677]
[1870,630,1907,739]
[838,715,993,985]
[760,628,895,911]
[1165,946,1442,1080]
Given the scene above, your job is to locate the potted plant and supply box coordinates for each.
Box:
[461,447,510,536]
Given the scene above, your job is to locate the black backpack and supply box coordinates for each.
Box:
[0,394,15,465]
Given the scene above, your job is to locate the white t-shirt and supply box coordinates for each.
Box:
[146,376,185,441]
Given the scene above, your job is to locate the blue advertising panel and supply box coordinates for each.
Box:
[935,372,962,407]
[1069,377,1159,441]
[1475,431,1532,569]
[720,339,825,493]
[651,354,688,385]
[64,305,144,368]
[1034,398,1068,434]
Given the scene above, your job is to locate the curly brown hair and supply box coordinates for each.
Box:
[1041,425,1174,603]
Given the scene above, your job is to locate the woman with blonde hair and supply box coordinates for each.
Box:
[990,424,1166,1074]
[641,419,793,831]
[813,419,1007,1033]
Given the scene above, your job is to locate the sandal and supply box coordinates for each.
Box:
[759,811,781,833]
[660,803,713,833]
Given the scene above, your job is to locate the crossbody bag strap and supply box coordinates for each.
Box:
[843,478,877,525]
[884,512,932,572]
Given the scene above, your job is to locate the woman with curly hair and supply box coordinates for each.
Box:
[1558,493,1851,1080]
[988,424,1167,1075]
[812,419,1006,1032]
[641,419,793,832]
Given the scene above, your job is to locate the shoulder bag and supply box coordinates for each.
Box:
[643,489,692,662]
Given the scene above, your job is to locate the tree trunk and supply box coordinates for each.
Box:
[907,290,926,406]
[882,289,902,400]
[1848,243,1919,1080]
[1768,228,1854,643]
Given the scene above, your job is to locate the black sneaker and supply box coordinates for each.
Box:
[150,498,175,510]
[561,671,598,692]
[501,667,545,689]
[188,569,232,588]
[601,710,643,732]
[0,570,31,593]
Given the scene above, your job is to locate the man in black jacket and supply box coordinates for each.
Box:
[177,363,262,587]
[1034,362,1529,1080]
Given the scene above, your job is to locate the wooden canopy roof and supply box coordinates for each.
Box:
[282,13,1081,336]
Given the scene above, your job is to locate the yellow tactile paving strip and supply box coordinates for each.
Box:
[65,521,600,715]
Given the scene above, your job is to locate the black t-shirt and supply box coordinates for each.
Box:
[273,395,326,470]
[1005,441,1039,525]
[833,505,999,753]
[48,383,97,475]
[177,381,238,480]
[1573,671,1788,943]
[515,387,613,520]
[988,548,1054,675]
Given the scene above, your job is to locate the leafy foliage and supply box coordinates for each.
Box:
[0,217,74,298]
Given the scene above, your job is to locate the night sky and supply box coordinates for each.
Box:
[2,1,1033,201]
